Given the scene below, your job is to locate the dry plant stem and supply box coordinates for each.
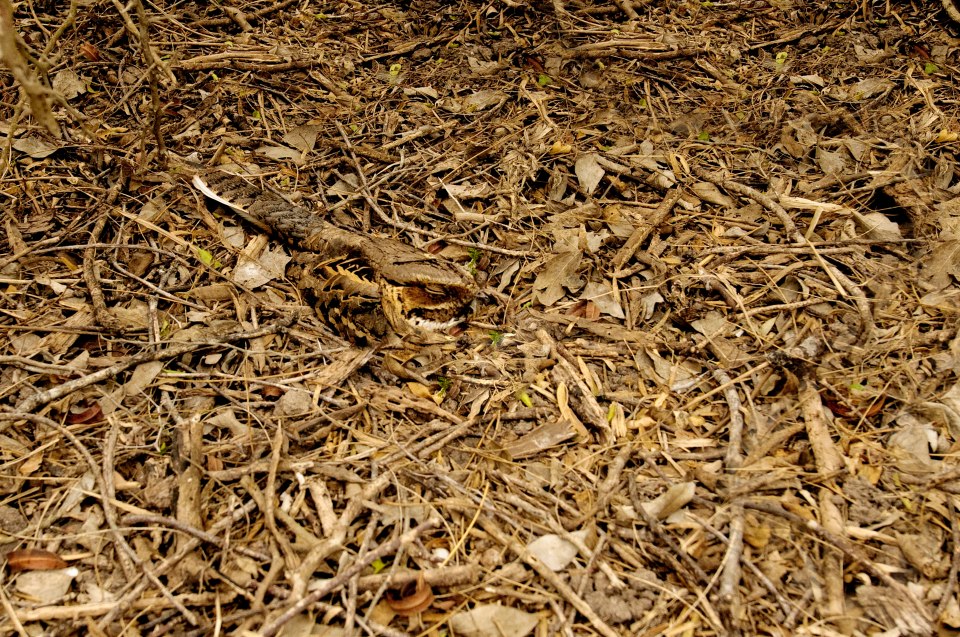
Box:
[133,0,166,162]
[0,582,29,637]
[612,188,681,271]
[264,423,298,568]
[936,498,960,618]
[190,0,298,27]
[0,413,199,627]
[383,419,473,463]
[799,379,846,622]
[99,499,260,629]
[597,441,635,511]
[715,369,745,616]
[258,518,441,637]
[83,214,122,331]
[537,329,613,442]
[355,565,480,592]
[123,514,270,562]
[0,0,60,136]
[12,595,219,624]
[348,513,384,633]
[800,380,842,474]
[501,492,624,588]
[109,257,209,311]
[103,417,137,580]
[743,499,931,622]
[39,0,77,59]
[477,516,621,637]
[695,515,794,619]
[614,0,639,19]
[13,318,293,413]
[294,473,393,597]
[692,165,875,339]
[628,471,712,587]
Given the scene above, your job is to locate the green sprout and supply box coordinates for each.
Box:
[517,390,533,408]
[467,248,481,275]
[195,247,221,269]
[489,331,504,347]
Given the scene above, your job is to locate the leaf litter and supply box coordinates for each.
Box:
[1,1,960,636]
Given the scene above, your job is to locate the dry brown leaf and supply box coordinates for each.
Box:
[6,548,68,572]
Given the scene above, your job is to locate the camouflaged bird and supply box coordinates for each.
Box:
[191,169,477,342]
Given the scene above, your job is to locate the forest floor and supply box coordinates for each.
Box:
[2,1,960,636]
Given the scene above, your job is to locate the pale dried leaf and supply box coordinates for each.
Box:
[13,136,58,158]
[641,482,695,520]
[449,604,538,637]
[233,246,291,288]
[532,251,583,306]
[527,529,588,571]
[52,69,86,100]
[579,281,624,319]
[575,153,605,195]
[690,181,734,207]
[256,144,302,163]
[852,211,902,241]
[282,124,320,154]
[15,568,78,604]
[887,413,936,473]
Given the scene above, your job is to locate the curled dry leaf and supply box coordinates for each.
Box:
[66,399,104,424]
[385,577,435,617]
[79,42,100,61]
[261,385,284,400]
[6,548,68,572]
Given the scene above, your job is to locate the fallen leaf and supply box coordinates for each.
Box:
[15,567,79,604]
[13,136,58,159]
[52,69,86,100]
[575,153,605,195]
[282,124,320,154]
[532,251,583,306]
[385,577,435,616]
[450,604,538,637]
[6,548,68,572]
[527,529,588,571]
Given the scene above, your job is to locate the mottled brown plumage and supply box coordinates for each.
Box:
[192,170,477,341]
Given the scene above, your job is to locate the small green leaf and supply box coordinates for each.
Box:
[537,73,551,87]
[924,62,940,75]
[489,331,504,347]
[697,131,710,141]
[389,63,402,77]
[371,558,387,573]
[518,390,533,408]
[637,98,647,109]
[775,51,788,66]
[196,248,221,269]
[607,404,618,422]
[467,248,481,275]
[850,381,866,391]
